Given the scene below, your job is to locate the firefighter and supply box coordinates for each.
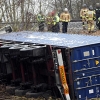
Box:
[80,4,89,30]
[60,8,71,33]
[95,3,100,30]
[86,5,95,33]
[46,12,53,31]
[37,12,45,31]
[52,11,60,33]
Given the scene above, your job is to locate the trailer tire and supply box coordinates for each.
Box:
[15,88,30,96]
[26,91,44,98]
[6,86,18,95]
[31,83,48,92]
[26,90,52,99]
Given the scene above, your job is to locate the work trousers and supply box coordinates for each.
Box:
[47,24,52,31]
[62,22,68,33]
[82,18,87,29]
[88,20,94,32]
[52,22,60,33]
[38,22,44,31]
[96,19,100,30]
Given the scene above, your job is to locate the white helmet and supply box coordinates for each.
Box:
[64,8,68,12]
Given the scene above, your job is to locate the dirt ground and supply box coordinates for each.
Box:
[67,28,100,36]
[79,30,100,36]
[0,85,61,100]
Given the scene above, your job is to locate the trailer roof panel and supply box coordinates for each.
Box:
[0,31,100,48]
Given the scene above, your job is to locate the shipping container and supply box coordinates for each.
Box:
[1,32,100,100]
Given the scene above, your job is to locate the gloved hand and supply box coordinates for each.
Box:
[98,17,100,21]
[80,17,82,19]
[93,17,96,21]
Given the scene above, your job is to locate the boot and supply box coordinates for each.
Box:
[88,30,91,34]
[83,26,86,30]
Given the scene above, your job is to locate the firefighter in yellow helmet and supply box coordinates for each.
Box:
[80,4,89,30]
[86,5,95,33]
[46,12,53,31]
[60,8,71,33]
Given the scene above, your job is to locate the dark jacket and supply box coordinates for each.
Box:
[95,7,100,19]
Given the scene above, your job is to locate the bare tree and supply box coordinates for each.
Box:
[0,0,100,31]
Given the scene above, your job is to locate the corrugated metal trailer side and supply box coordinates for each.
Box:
[70,43,100,100]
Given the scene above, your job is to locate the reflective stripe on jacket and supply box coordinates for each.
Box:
[80,8,89,18]
[46,16,53,24]
[60,12,71,22]
[37,14,45,22]
[53,15,59,25]
[86,10,95,21]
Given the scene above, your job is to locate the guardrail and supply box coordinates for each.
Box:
[0,20,82,25]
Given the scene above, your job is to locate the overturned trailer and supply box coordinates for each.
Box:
[0,31,100,100]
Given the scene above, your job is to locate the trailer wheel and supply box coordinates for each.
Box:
[26,90,52,98]
[31,83,48,92]
[15,88,30,96]
[6,86,18,95]
[26,91,44,98]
